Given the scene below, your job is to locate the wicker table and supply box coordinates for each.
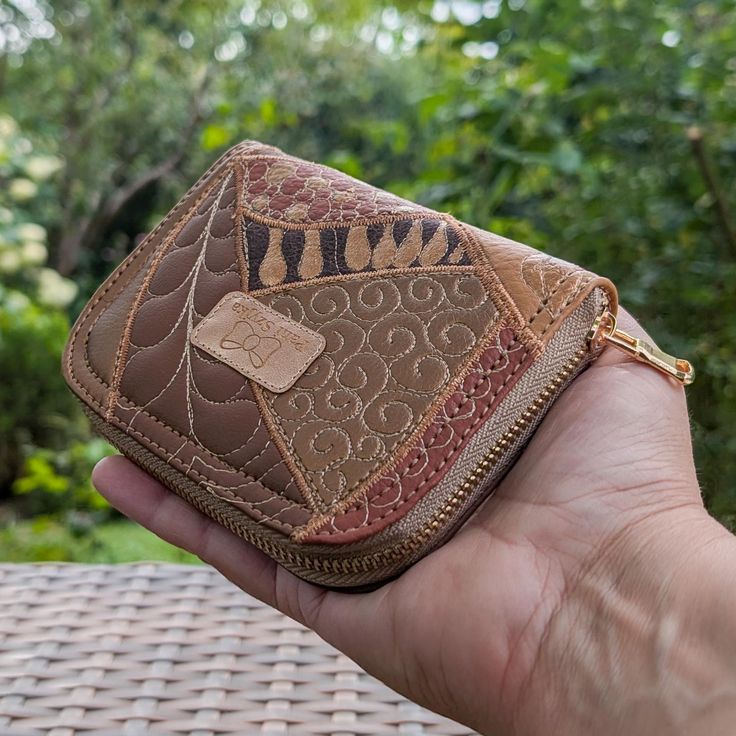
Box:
[0,564,475,735]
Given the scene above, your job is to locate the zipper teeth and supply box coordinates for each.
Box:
[248,344,590,578]
[84,345,589,582]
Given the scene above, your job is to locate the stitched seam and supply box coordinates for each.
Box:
[452,218,539,352]
[306,316,506,507]
[69,143,251,403]
[67,142,429,528]
[313,276,600,535]
[242,192,432,230]
[105,172,231,418]
[369,339,523,489]
[528,272,575,323]
[250,263,476,296]
[234,153,432,229]
[110,416,296,533]
[259,274,502,515]
[209,487,304,527]
[114,396,306,510]
[310,343,530,535]
[354,276,595,524]
[233,160,250,290]
[75,371,304,528]
[69,142,597,541]
[539,276,595,339]
[71,331,310,520]
[294,332,522,537]
[248,380,325,513]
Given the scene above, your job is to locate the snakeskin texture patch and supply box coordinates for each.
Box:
[259,271,499,511]
[238,153,429,224]
[244,218,471,291]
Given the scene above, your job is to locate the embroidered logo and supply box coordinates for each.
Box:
[219,320,281,369]
[191,292,325,393]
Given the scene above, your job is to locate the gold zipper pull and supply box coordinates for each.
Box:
[588,311,695,386]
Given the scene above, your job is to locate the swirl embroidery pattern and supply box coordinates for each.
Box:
[301,328,529,542]
[260,271,499,510]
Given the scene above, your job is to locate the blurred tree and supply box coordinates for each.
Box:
[2,0,428,287]
[0,0,734,529]
[403,0,736,519]
[0,113,111,507]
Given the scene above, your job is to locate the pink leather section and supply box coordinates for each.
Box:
[301,326,532,543]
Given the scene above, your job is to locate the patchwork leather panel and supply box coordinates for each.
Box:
[238,153,430,224]
[466,225,617,343]
[259,270,499,511]
[244,218,470,291]
[299,326,532,542]
[113,171,311,530]
[64,140,618,555]
[86,251,151,387]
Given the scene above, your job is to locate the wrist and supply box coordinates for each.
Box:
[517,502,736,736]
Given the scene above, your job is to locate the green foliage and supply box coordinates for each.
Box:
[0,519,199,563]
[0,112,107,518]
[12,439,113,515]
[405,0,736,513]
[0,0,734,558]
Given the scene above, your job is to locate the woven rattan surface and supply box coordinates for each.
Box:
[0,563,475,735]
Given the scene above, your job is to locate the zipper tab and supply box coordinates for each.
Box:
[588,311,695,386]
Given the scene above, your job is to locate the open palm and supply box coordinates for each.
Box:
[93,311,701,735]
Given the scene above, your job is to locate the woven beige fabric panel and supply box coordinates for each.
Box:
[0,564,475,735]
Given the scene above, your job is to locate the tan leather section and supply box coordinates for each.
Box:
[258,271,499,511]
[191,292,325,393]
[113,171,309,522]
[63,141,261,413]
[63,144,324,533]
[299,326,530,542]
[466,225,617,344]
[86,253,151,386]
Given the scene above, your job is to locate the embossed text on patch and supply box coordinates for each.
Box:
[191,292,325,393]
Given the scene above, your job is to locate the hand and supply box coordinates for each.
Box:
[93,311,736,735]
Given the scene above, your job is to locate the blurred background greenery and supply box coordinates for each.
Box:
[0,0,734,562]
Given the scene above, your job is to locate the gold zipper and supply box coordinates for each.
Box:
[90,306,695,584]
[88,333,589,580]
[281,309,696,580]
[587,311,695,386]
[265,342,594,578]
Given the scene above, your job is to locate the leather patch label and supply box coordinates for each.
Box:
[191,292,325,393]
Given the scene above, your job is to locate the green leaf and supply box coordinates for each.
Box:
[201,124,232,151]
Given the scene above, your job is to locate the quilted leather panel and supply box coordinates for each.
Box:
[63,140,618,571]
[258,270,499,511]
[86,252,151,387]
[466,225,617,343]
[113,170,310,526]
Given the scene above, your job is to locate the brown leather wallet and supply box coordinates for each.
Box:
[62,141,693,588]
